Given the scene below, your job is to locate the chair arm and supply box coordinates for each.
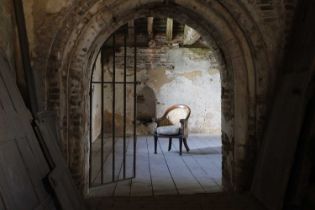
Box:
[180,119,189,137]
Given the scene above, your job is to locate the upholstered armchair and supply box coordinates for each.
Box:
[154,104,191,155]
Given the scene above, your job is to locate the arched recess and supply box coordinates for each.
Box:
[46,0,270,193]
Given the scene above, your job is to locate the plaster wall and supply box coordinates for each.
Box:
[94,45,221,136]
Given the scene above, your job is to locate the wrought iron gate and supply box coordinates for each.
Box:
[89,24,137,187]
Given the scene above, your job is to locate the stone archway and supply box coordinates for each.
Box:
[46,0,270,194]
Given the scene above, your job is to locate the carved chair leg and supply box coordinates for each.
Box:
[183,138,190,152]
[168,137,172,151]
[154,135,158,154]
[179,137,183,155]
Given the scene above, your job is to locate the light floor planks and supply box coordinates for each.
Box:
[89,134,222,197]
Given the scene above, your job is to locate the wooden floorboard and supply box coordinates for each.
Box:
[114,137,134,196]
[147,136,178,195]
[188,138,222,187]
[91,136,115,185]
[89,154,116,197]
[159,138,204,194]
[89,135,222,197]
[130,136,153,196]
[171,139,219,193]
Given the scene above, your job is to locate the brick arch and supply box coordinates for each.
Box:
[46,0,270,193]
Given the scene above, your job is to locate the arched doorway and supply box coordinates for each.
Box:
[46,0,270,194]
[88,18,223,195]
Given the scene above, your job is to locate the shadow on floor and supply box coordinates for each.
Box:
[86,193,267,210]
[185,146,221,155]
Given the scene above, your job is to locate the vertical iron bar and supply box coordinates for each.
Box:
[112,34,116,182]
[133,26,137,178]
[101,48,105,184]
[123,27,127,179]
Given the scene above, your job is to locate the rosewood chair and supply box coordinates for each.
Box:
[154,104,191,155]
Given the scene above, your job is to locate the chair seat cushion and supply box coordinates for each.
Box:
[156,125,180,135]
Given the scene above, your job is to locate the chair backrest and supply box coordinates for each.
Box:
[162,104,191,125]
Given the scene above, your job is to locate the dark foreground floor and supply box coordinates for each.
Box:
[86,193,266,210]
